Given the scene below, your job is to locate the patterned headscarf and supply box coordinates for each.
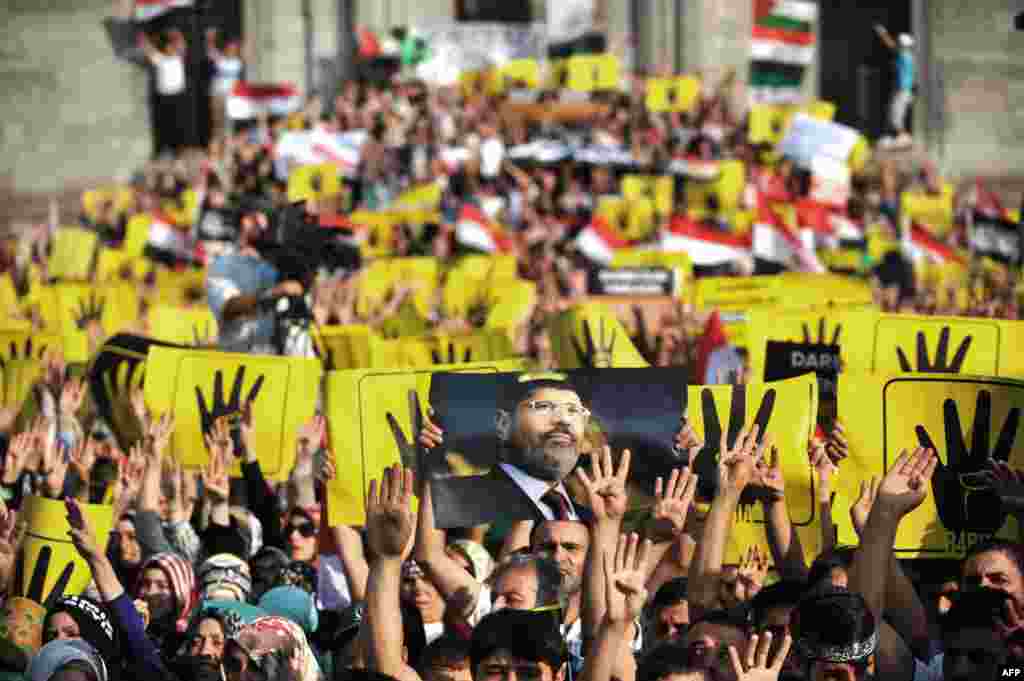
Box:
[177,604,246,658]
[135,552,196,633]
[232,615,321,681]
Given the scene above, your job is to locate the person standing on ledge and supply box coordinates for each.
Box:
[875,24,916,150]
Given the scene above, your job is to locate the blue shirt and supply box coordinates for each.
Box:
[896,50,915,91]
[206,253,280,353]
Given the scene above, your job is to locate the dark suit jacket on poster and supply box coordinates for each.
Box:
[431,463,591,529]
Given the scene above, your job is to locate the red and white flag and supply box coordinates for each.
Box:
[227,82,302,120]
[456,204,514,254]
[134,0,192,22]
[574,216,631,265]
[147,211,192,255]
[905,222,967,266]
[753,199,825,273]
[659,216,752,266]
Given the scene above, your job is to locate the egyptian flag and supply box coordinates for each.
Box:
[660,216,752,268]
[904,222,967,267]
[969,211,1022,266]
[227,82,302,120]
[456,204,514,254]
[574,215,631,266]
[749,0,817,103]
[134,0,192,22]
[753,199,825,273]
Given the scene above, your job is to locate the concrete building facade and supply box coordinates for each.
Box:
[2,0,1022,195]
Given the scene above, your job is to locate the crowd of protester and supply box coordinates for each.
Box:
[3,22,1024,681]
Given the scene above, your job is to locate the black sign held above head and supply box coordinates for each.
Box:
[764,341,840,400]
[587,267,679,297]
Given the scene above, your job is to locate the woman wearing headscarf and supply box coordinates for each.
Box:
[133,552,196,654]
[225,615,322,681]
[172,604,246,681]
[197,554,252,603]
[42,597,118,678]
[25,639,108,681]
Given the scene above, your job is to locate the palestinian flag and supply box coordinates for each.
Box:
[456,204,514,254]
[227,82,302,120]
[660,216,752,267]
[134,0,192,22]
[575,215,631,265]
[753,200,825,273]
[749,0,817,104]
[904,222,967,266]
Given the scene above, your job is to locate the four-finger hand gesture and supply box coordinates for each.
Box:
[366,465,416,560]
[603,532,652,625]
[720,425,765,497]
[876,447,937,518]
[2,431,33,485]
[203,417,232,503]
[751,444,784,504]
[59,377,86,417]
[738,545,770,598]
[575,446,631,525]
[728,631,793,681]
[649,467,698,542]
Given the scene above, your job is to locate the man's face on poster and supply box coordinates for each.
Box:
[497,387,588,482]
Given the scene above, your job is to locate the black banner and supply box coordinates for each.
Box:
[764,340,840,400]
[587,267,679,296]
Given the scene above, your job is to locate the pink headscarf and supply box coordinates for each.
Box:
[233,615,321,681]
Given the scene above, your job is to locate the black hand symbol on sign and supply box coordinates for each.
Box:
[897,327,972,373]
[74,294,105,331]
[572,318,616,368]
[13,545,75,608]
[690,386,777,501]
[631,305,663,365]
[191,323,215,349]
[801,318,841,345]
[915,390,1021,537]
[431,343,472,366]
[195,367,265,454]
[5,338,49,361]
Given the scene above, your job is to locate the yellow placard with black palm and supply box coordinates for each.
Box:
[144,347,321,480]
[566,54,621,92]
[48,228,99,282]
[325,359,528,526]
[685,374,820,563]
[17,496,114,605]
[51,283,140,363]
[147,305,219,347]
[836,373,1024,557]
[646,76,701,113]
[744,307,879,380]
[548,302,649,370]
[869,315,1001,377]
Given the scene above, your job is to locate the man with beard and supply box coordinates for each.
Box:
[424,377,593,527]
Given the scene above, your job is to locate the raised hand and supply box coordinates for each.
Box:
[603,532,652,624]
[982,462,1024,516]
[718,425,768,498]
[297,414,326,463]
[737,545,770,598]
[67,498,104,565]
[751,444,784,503]
[896,327,972,373]
[147,411,175,459]
[0,500,21,591]
[129,386,150,431]
[809,441,838,503]
[366,465,416,560]
[850,476,879,537]
[69,436,99,485]
[194,367,265,451]
[825,420,849,464]
[572,317,616,368]
[875,447,937,519]
[38,427,70,499]
[648,467,698,541]
[2,431,34,485]
[59,377,86,417]
[728,631,793,681]
[916,390,1020,535]
[575,445,631,524]
[202,417,232,503]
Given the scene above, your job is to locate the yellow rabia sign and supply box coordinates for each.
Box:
[836,374,1024,558]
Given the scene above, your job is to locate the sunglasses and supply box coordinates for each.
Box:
[288,522,317,538]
